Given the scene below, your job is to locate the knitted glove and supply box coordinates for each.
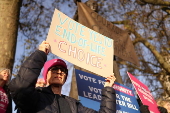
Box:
[158,106,168,113]
[140,105,150,113]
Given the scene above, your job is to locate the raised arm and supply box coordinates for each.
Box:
[8,41,50,112]
[9,41,50,94]
[99,74,116,113]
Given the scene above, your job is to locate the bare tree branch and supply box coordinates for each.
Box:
[138,0,170,6]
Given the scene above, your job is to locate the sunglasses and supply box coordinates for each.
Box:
[49,66,68,74]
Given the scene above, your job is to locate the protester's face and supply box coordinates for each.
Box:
[164,102,170,112]
[0,70,9,81]
[47,66,67,86]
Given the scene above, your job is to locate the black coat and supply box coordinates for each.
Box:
[9,50,116,113]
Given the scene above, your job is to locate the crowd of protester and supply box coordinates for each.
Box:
[0,41,169,113]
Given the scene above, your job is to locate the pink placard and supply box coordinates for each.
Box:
[127,72,160,113]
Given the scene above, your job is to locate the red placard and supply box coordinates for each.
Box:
[127,72,160,113]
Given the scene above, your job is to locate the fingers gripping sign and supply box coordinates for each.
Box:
[39,41,50,54]
[104,74,116,87]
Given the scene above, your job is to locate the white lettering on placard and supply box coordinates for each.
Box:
[98,79,105,85]
[143,95,154,104]
[116,94,120,99]
[121,95,132,103]
[127,103,138,110]
[83,91,101,101]
[78,74,97,83]
[116,100,126,107]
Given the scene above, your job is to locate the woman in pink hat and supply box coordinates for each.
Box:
[9,41,116,113]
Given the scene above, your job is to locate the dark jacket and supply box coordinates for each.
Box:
[8,50,116,113]
[140,105,168,113]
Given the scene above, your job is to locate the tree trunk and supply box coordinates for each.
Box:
[0,0,21,71]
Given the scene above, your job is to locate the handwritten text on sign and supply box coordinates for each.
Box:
[46,9,113,78]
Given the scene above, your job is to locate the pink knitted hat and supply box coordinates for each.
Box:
[42,59,67,82]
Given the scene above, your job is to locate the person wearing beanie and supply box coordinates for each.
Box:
[0,68,12,113]
[9,41,117,113]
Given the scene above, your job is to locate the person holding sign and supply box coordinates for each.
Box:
[9,41,116,113]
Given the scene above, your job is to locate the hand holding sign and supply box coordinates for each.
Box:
[104,74,116,87]
[39,41,50,55]
[140,105,150,113]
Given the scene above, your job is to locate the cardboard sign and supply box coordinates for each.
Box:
[127,72,160,113]
[46,9,113,78]
[75,69,140,113]
[77,2,139,66]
